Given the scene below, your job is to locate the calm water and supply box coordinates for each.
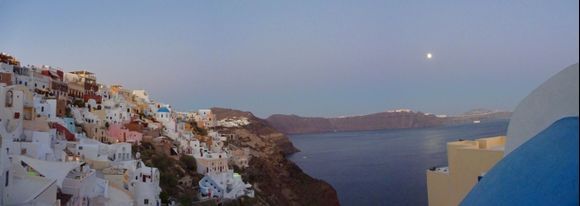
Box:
[288,120,509,206]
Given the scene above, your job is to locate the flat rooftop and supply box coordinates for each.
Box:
[9,175,56,204]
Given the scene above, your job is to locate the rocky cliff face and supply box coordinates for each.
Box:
[211,107,340,206]
[266,110,511,134]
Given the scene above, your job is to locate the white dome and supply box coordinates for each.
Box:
[505,63,579,156]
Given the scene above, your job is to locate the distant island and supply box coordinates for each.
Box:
[266,109,511,134]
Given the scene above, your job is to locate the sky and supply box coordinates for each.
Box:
[0,1,578,118]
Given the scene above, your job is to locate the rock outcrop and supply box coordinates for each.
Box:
[211,107,340,206]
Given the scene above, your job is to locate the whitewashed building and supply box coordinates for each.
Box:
[33,95,57,119]
[132,90,150,103]
[198,170,254,200]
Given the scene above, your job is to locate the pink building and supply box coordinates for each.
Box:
[107,124,143,144]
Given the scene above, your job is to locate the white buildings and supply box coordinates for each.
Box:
[15,155,106,206]
[1,84,26,205]
[216,117,250,128]
[7,156,60,205]
[70,139,163,205]
[194,109,216,128]
[85,98,100,111]
[0,84,103,205]
[387,109,413,113]
[154,106,178,139]
[127,160,162,206]
[192,132,231,175]
[101,96,133,125]
[198,170,254,200]
[132,90,150,103]
[146,102,171,117]
[155,107,171,122]
[13,66,51,93]
[179,138,201,156]
[17,119,58,161]
[73,107,103,125]
[1,80,163,205]
[98,84,111,101]
[209,131,227,152]
[191,129,255,201]
[105,106,132,125]
[106,160,162,206]
[194,147,229,175]
[71,137,133,166]
[33,95,57,119]
[1,53,258,204]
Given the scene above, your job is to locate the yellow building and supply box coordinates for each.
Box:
[426,136,506,206]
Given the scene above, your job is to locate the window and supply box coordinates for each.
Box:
[144,199,149,204]
[5,171,9,187]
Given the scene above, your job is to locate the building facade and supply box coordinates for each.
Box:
[426,136,505,206]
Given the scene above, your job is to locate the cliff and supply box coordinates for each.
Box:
[266,110,511,134]
[211,107,340,206]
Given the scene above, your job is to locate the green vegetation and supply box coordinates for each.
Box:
[133,141,202,205]
[73,99,85,108]
[179,196,193,206]
[65,107,72,118]
[179,155,196,171]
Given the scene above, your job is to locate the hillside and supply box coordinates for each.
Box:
[211,107,340,206]
[266,110,511,134]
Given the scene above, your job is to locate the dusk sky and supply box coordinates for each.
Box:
[1,1,578,117]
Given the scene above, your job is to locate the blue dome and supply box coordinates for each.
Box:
[157,107,170,113]
[461,117,579,206]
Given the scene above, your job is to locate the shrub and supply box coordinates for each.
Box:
[159,191,170,203]
[179,155,196,171]
[73,99,85,108]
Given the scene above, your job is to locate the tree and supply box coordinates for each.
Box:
[159,191,170,204]
[179,155,196,171]
[73,99,85,108]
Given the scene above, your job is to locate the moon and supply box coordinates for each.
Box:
[426,53,433,59]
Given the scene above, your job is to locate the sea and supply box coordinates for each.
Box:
[288,120,509,206]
